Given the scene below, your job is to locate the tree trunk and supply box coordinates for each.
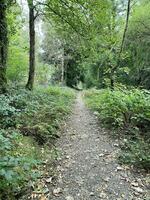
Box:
[61,56,64,84]
[26,0,35,90]
[119,0,131,57]
[111,0,131,90]
[0,1,8,93]
[97,67,100,81]
[110,75,114,89]
[61,48,65,85]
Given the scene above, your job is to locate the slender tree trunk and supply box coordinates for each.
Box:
[97,67,100,81]
[111,0,131,89]
[61,57,64,84]
[61,48,65,85]
[0,0,8,93]
[119,0,131,57]
[110,74,114,89]
[26,0,35,90]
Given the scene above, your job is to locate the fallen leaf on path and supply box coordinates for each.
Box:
[89,192,95,196]
[116,166,124,171]
[45,177,52,183]
[99,191,107,198]
[99,153,104,157]
[103,177,110,182]
[53,188,62,196]
[131,181,139,187]
[113,143,119,147]
[66,155,70,159]
[39,194,48,200]
[132,187,144,193]
[65,196,74,200]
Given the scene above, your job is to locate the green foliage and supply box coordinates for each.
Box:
[84,88,150,169]
[119,137,150,170]
[40,0,113,88]
[85,88,150,129]
[124,1,150,89]
[0,86,75,198]
[0,94,20,128]
[20,86,75,143]
[0,86,74,141]
[36,63,55,85]
[6,3,28,84]
[0,130,40,199]
[7,43,28,83]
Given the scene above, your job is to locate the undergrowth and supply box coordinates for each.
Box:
[84,88,150,170]
[0,86,75,199]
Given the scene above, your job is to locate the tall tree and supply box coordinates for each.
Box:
[110,0,131,88]
[0,0,8,93]
[26,0,35,90]
[124,0,150,89]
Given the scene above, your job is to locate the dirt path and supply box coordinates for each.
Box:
[48,93,148,200]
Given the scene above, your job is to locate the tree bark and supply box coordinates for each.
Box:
[111,0,131,89]
[26,0,35,90]
[61,48,65,85]
[110,75,114,89]
[0,0,8,93]
[119,0,131,57]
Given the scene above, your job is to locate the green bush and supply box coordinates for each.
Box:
[0,86,75,198]
[85,88,150,169]
[0,86,75,139]
[85,88,150,130]
[119,137,150,170]
[19,86,75,143]
[0,95,20,128]
[0,130,40,199]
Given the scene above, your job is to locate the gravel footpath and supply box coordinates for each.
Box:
[48,93,149,200]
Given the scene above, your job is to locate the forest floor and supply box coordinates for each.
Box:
[46,92,149,200]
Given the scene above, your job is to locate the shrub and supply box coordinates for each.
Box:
[0,130,40,199]
[0,86,75,198]
[85,88,150,130]
[0,87,75,141]
[119,137,150,170]
[84,88,150,169]
[18,86,75,143]
[0,95,20,128]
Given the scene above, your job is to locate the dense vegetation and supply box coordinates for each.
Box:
[0,86,74,199]
[0,0,150,198]
[85,88,150,169]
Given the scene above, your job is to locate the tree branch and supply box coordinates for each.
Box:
[36,1,87,38]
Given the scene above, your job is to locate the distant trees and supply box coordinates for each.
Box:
[124,1,150,89]
[110,0,131,89]
[26,0,91,89]
[0,0,150,92]
[36,0,110,88]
